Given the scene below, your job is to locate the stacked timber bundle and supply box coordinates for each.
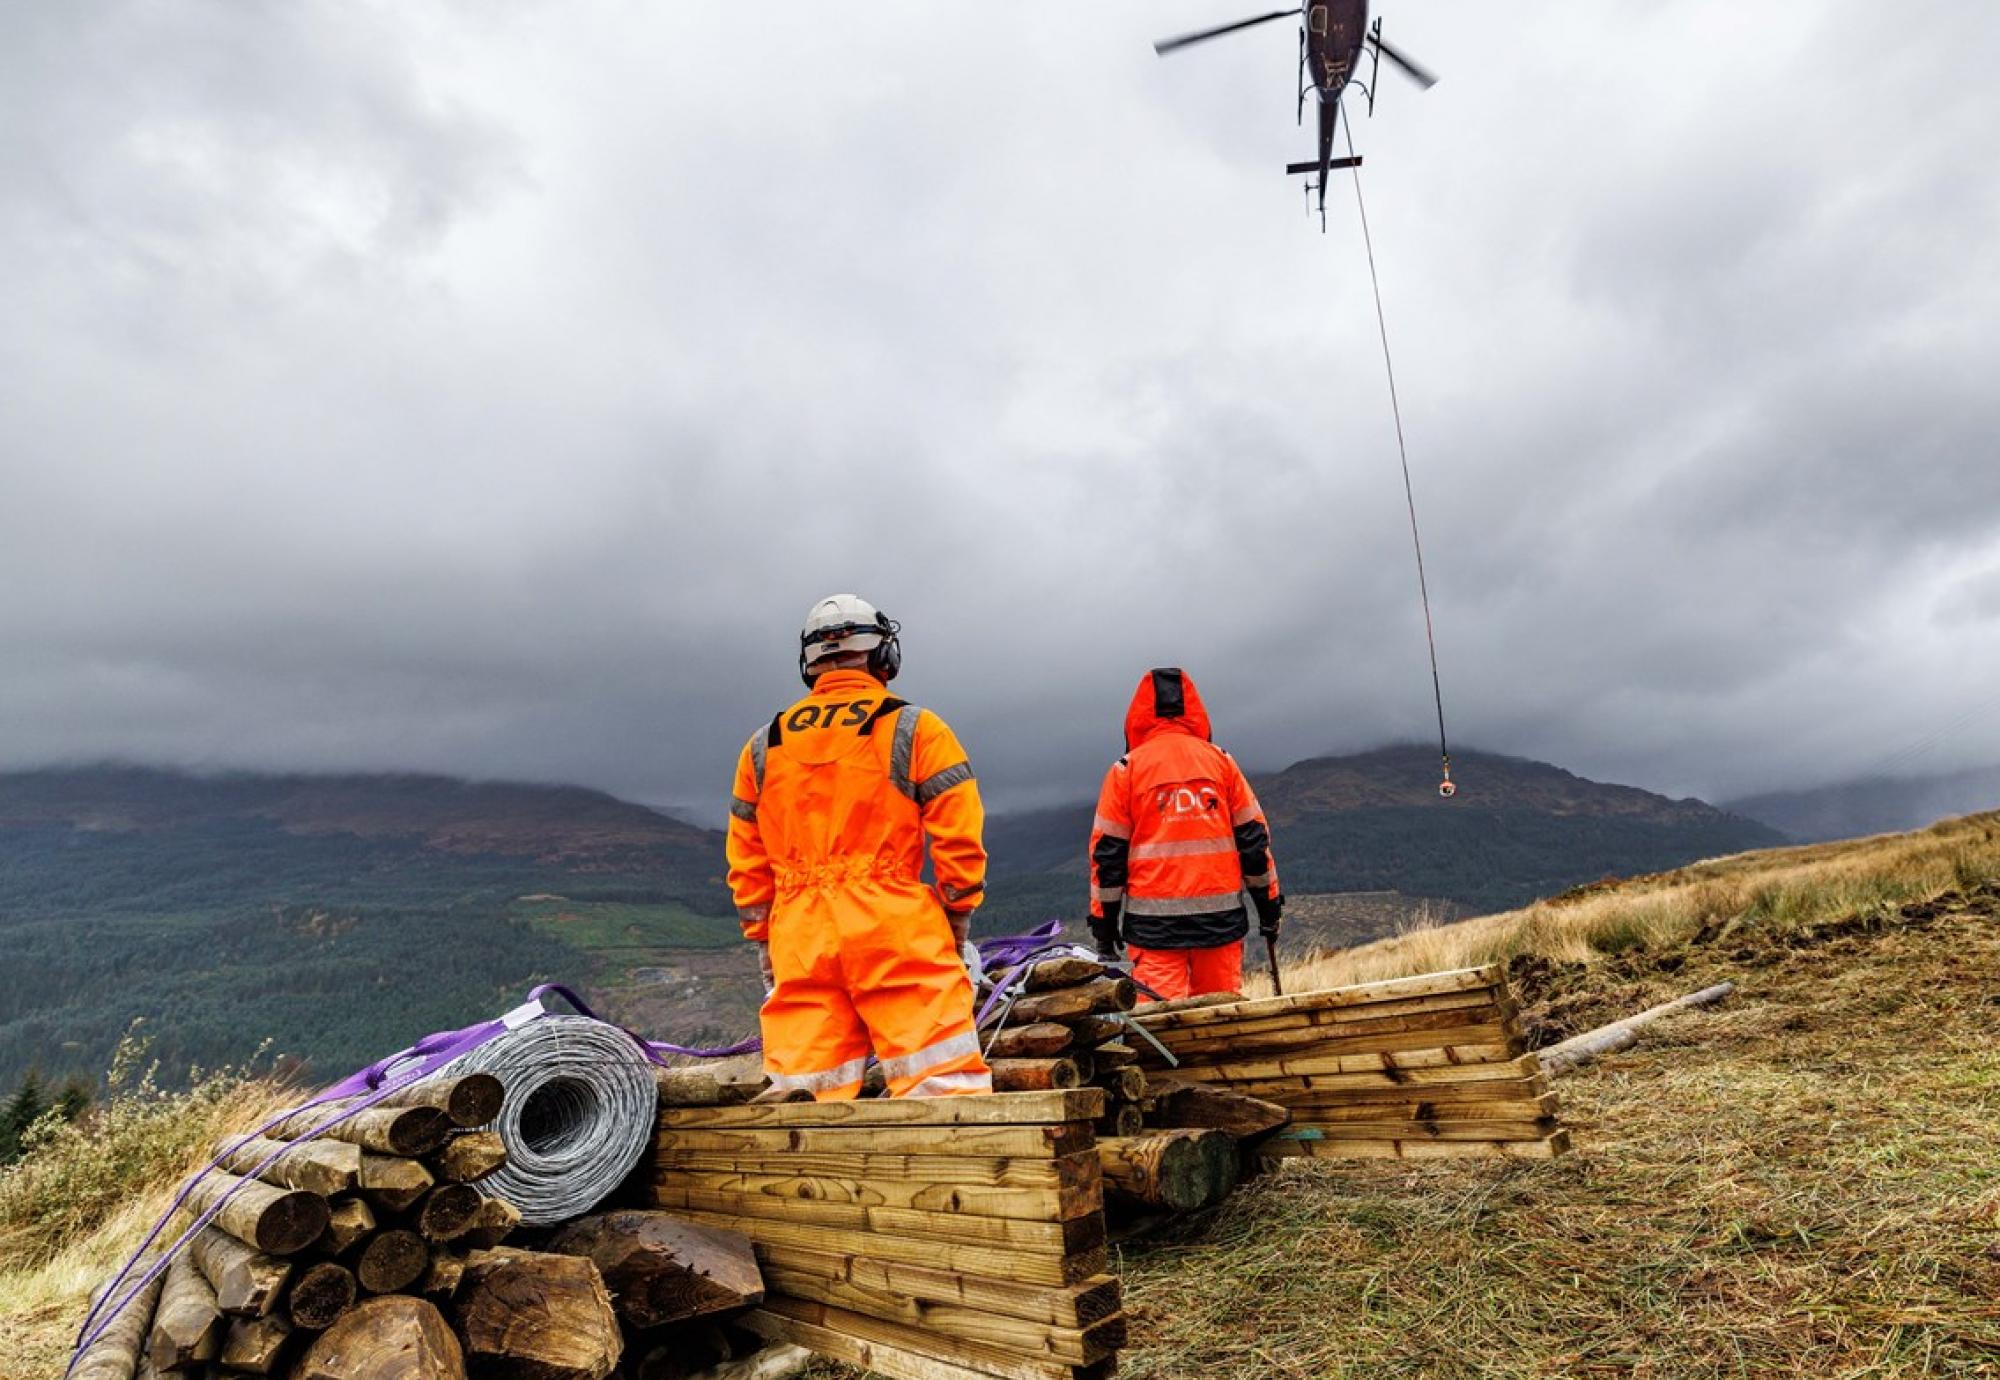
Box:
[985,956,1149,1137]
[1130,965,1570,1162]
[647,1089,1126,1380]
[71,1072,763,1380]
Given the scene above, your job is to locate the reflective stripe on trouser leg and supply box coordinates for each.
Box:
[849,931,991,1098]
[767,1055,871,1097]
[759,944,873,1103]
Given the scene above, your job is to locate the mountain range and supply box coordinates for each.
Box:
[0,749,1783,1088]
[1726,763,2000,843]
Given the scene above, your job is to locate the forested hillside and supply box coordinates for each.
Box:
[0,752,1783,1089]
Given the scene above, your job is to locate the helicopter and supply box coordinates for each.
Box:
[1155,2,1438,228]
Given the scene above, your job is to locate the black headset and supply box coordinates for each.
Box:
[799,611,902,687]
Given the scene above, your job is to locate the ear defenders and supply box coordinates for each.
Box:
[799,613,902,687]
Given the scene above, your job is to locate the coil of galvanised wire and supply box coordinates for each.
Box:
[435,1014,657,1225]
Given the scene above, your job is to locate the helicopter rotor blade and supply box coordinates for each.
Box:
[1154,9,1297,56]
[1372,35,1440,89]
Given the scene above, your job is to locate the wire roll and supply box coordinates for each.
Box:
[434,1015,656,1226]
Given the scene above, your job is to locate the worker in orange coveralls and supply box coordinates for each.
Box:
[725,594,992,1099]
[1087,668,1284,1001]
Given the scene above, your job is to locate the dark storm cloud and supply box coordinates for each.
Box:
[2,0,1997,818]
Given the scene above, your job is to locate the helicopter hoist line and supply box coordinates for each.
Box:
[1341,119,1454,800]
[1153,3,1454,798]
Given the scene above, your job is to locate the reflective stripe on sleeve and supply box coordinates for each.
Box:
[888,706,920,799]
[915,760,974,805]
[1124,891,1250,917]
[941,880,984,904]
[1129,836,1237,860]
[877,1029,981,1083]
[1092,814,1132,840]
[729,797,758,822]
[749,732,769,792]
[737,903,771,926]
[1243,871,1274,889]
[1231,803,1264,826]
[1090,885,1125,903]
[767,1055,870,1096]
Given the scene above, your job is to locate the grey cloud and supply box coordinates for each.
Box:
[3,0,1998,821]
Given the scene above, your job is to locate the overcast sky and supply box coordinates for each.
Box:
[4,1,1997,818]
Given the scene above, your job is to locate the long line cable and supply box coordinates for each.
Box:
[1341,115,1455,797]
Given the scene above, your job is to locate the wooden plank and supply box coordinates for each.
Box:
[648,1184,1105,1254]
[1143,1016,1520,1062]
[1161,1043,1524,1085]
[661,1207,1108,1287]
[760,1270,1123,1365]
[650,1149,1101,1194]
[1138,991,1510,1047]
[1259,1128,1571,1161]
[755,1245,1120,1329]
[1132,966,1504,1031]
[737,1308,1025,1380]
[658,1090,1107,1130]
[652,1166,1100,1222]
[755,1296,1112,1380]
[656,1123,1092,1159]
[1287,1091,1562,1123]
[1289,1119,1556,1142]
[1160,1052,1545,1097]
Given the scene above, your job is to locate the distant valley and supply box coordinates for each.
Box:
[1727,763,2000,843]
[0,749,1784,1088]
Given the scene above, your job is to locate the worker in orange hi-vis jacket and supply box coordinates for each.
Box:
[725,594,992,1099]
[1087,668,1284,1002]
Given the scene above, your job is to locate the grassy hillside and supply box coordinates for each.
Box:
[7,813,1994,1377]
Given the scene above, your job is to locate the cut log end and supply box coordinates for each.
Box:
[1098,1130,1238,1213]
[545,1211,763,1330]
[293,1295,465,1380]
[454,1248,622,1380]
[354,1228,430,1295]
[286,1262,359,1331]
[413,1182,484,1243]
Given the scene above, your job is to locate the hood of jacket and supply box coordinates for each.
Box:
[1123,668,1213,751]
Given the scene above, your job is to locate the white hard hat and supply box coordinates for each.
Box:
[799,593,901,684]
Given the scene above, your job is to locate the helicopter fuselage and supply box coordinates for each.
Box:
[1305,0,1370,103]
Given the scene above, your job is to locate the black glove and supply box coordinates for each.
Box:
[1089,909,1124,960]
[1253,892,1284,939]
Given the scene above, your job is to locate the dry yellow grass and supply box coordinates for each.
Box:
[1272,811,2000,994]
[1108,878,2000,1377]
[0,1048,299,1380]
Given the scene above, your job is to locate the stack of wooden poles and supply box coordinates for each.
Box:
[982,956,1148,1137]
[648,1087,1125,1380]
[71,1073,767,1380]
[1130,964,1569,1162]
